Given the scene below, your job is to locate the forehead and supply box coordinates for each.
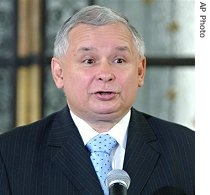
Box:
[68,23,135,50]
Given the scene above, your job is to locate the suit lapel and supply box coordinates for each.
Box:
[46,107,160,194]
[47,106,104,195]
[123,108,160,194]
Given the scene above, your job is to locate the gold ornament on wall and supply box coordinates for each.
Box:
[166,87,177,101]
[168,21,180,33]
[142,0,155,5]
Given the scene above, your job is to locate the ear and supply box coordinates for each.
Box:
[51,57,64,89]
[137,57,146,87]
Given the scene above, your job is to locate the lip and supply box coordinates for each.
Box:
[93,91,118,101]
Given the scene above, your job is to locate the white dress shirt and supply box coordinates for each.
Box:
[70,110,131,170]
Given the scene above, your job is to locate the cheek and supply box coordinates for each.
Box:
[63,71,91,94]
[121,68,140,87]
[118,72,139,97]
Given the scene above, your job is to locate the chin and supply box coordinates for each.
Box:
[93,107,127,118]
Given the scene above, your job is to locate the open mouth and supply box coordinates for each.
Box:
[94,91,117,100]
[96,91,114,95]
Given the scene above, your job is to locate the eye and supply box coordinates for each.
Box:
[83,58,95,64]
[114,58,125,64]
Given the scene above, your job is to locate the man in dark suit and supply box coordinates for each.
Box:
[0,5,194,195]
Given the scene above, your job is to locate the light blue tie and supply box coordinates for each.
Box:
[86,134,117,195]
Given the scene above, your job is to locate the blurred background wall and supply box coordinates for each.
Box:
[0,0,195,133]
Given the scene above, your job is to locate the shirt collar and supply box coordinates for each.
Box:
[70,110,131,149]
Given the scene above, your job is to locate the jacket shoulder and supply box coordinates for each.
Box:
[0,107,66,146]
[132,108,194,137]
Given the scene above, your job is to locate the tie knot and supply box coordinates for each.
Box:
[86,134,117,155]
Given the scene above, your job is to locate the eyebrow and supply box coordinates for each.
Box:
[114,46,131,53]
[77,47,97,52]
[77,46,131,53]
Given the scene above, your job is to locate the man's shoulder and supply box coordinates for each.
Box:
[131,108,195,165]
[0,106,72,165]
[132,108,195,139]
[0,107,66,144]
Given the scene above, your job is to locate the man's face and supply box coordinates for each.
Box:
[51,23,146,123]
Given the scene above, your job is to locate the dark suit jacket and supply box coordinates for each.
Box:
[0,106,194,195]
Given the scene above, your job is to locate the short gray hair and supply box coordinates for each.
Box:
[53,5,145,58]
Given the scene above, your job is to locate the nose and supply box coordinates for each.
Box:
[97,73,115,82]
[96,61,115,82]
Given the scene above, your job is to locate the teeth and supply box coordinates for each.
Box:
[99,92,112,95]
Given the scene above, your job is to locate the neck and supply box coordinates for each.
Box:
[87,120,120,133]
[68,105,130,133]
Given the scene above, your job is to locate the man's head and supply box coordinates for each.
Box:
[51,5,146,132]
[53,5,145,58]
